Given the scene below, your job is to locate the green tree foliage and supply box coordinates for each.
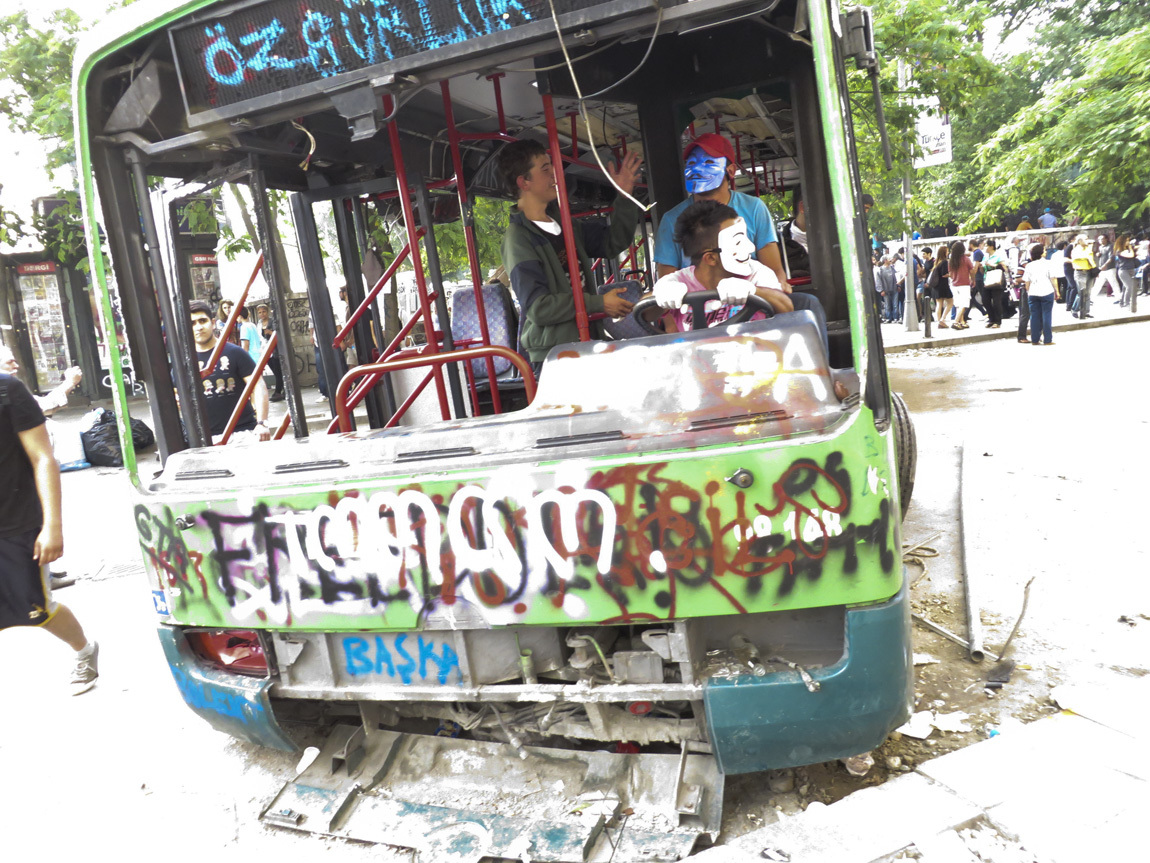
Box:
[32,191,89,270]
[968,24,1150,228]
[432,196,512,280]
[858,0,1150,232]
[851,0,1002,240]
[0,9,84,173]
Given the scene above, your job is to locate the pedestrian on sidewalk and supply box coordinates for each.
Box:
[1006,235,1030,343]
[255,303,284,402]
[1062,238,1077,312]
[980,239,1008,328]
[1023,243,1056,345]
[929,245,953,328]
[0,371,98,694]
[875,255,897,322]
[1095,233,1117,298]
[1070,234,1097,318]
[948,241,974,330]
[968,238,989,321]
[1114,234,1139,307]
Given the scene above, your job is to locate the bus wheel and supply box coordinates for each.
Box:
[892,392,917,521]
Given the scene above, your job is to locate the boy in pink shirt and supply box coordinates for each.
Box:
[645,200,828,353]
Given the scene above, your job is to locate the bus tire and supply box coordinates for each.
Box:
[891,392,917,521]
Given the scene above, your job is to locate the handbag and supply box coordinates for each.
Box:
[1087,266,1100,279]
[985,268,1004,288]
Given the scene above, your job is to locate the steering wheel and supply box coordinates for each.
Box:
[630,289,775,335]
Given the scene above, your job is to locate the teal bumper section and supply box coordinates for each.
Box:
[705,580,912,775]
[157,626,297,751]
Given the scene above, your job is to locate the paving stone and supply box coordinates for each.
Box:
[722,772,981,863]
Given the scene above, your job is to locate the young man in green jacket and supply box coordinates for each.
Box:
[498,140,642,374]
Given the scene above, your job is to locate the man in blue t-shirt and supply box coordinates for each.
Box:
[655,134,787,286]
[653,133,828,344]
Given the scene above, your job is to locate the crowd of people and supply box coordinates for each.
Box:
[874,230,1150,344]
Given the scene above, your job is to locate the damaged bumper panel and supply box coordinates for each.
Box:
[157,626,297,751]
[705,581,913,774]
[261,728,722,862]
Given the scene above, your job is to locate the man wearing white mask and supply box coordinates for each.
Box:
[653,137,828,342]
[645,200,828,354]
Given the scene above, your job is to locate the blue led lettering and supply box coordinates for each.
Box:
[188,0,546,99]
[239,19,298,72]
[340,4,380,65]
[302,11,343,78]
[203,24,246,87]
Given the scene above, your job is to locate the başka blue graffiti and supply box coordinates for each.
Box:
[343,634,462,685]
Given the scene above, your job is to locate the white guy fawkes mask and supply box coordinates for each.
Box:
[717,218,755,277]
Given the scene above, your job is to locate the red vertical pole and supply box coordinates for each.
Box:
[384,95,451,419]
[542,92,589,342]
[712,116,720,134]
[568,112,579,159]
[442,79,501,413]
[486,72,508,134]
[688,121,696,138]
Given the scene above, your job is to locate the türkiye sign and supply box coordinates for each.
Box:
[170,0,622,115]
[912,96,952,169]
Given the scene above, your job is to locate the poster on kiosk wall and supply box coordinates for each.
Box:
[15,261,72,392]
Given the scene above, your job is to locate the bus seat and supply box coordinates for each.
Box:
[450,281,519,377]
[595,279,648,340]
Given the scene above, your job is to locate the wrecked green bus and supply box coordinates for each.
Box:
[75,0,915,858]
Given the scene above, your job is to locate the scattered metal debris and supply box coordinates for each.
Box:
[996,576,1036,659]
[840,752,874,777]
[912,613,999,662]
[903,531,941,588]
[768,656,821,692]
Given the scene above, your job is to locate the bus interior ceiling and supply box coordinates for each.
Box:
[88,1,854,448]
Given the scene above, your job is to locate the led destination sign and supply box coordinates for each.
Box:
[170,0,632,117]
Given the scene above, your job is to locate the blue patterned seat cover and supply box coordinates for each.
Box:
[450,281,519,377]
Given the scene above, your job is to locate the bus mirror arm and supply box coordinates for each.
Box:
[842,7,892,171]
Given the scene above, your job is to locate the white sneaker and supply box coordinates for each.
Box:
[70,642,99,696]
[315,394,328,403]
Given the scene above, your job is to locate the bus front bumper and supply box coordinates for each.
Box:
[704,580,913,775]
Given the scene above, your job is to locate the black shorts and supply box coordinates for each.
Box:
[0,527,57,630]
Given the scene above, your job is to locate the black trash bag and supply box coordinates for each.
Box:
[131,417,155,450]
[81,412,123,467]
[80,411,156,467]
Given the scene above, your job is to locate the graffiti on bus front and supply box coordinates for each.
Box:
[135,452,895,628]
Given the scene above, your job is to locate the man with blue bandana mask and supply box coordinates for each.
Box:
[654,132,829,353]
[655,133,787,288]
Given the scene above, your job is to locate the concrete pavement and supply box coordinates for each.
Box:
[693,676,1150,862]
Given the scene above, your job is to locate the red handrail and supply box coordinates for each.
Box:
[273,411,291,440]
[332,228,425,349]
[201,251,265,379]
[333,346,537,433]
[443,78,502,415]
